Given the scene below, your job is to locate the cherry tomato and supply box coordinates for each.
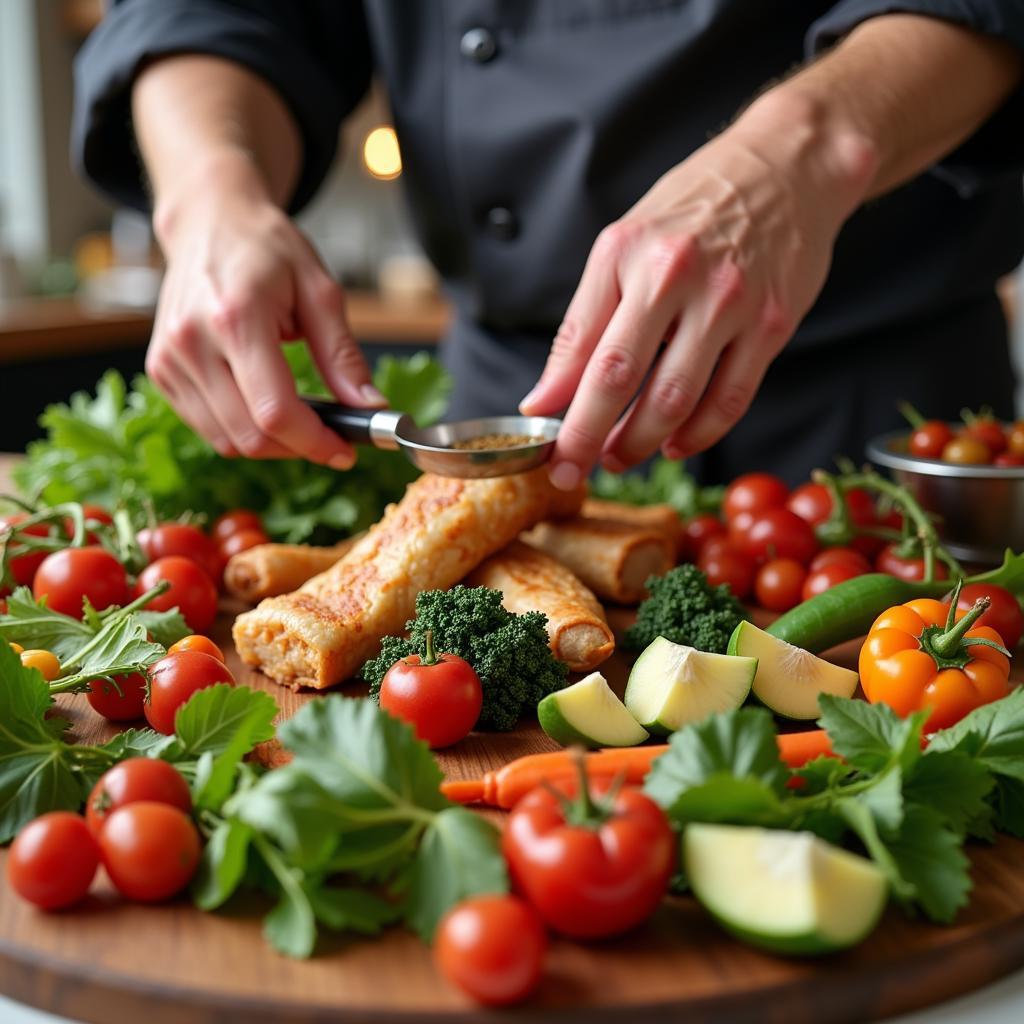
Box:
[87,672,147,722]
[1008,421,1024,458]
[503,777,675,939]
[145,650,236,734]
[742,508,819,565]
[218,528,271,560]
[136,556,218,633]
[64,503,114,544]
[434,895,546,1007]
[697,533,736,562]
[168,634,226,662]
[961,414,1007,456]
[20,649,61,681]
[908,421,954,459]
[809,547,872,575]
[994,452,1024,467]
[722,473,789,524]
[941,436,991,465]
[33,546,129,618]
[0,513,50,588]
[786,483,878,554]
[956,583,1024,649]
[802,561,865,601]
[211,509,264,545]
[7,812,99,910]
[137,523,222,582]
[726,509,757,548]
[98,801,200,902]
[678,514,726,563]
[379,638,483,748]
[86,758,193,838]
[697,542,755,600]
[875,544,949,582]
[754,558,807,612]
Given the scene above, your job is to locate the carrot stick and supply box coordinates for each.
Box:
[441,730,835,809]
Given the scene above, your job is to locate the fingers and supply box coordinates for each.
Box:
[295,271,384,408]
[519,224,624,416]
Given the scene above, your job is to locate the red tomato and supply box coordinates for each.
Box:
[957,583,1024,649]
[87,672,147,722]
[678,514,725,563]
[994,452,1024,467]
[754,558,807,612]
[211,509,264,544]
[7,812,99,910]
[787,483,876,533]
[168,634,226,662]
[722,473,789,524]
[962,415,1007,456]
[137,523,222,582]
[33,546,129,618]
[434,895,546,1007]
[875,544,949,582]
[809,547,872,574]
[98,801,200,902]
[145,650,236,734]
[136,556,218,633]
[908,421,954,459]
[726,509,757,548]
[218,528,270,560]
[741,508,819,565]
[86,759,192,838]
[64,503,114,544]
[0,513,50,589]
[1008,422,1024,458]
[697,534,736,562]
[802,562,865,601]
[379,641,483,748]
[697,542,755,600]
[503,777,675,939]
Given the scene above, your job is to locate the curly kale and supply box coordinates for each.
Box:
[624,564,748,654]
[362,586,568,731]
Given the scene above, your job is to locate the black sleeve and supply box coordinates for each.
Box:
[72,0,372,212]
[807,1,1024,195]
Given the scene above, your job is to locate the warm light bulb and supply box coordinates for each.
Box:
[363,126,402,180]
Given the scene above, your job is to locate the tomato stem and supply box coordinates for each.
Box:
[931,596,991,658]
[422,628,438,667]
[898,401,926,429]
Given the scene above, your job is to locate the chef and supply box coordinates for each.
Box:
[73,2,1024,487]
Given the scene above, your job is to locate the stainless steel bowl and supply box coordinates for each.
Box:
[865,429,1024,564]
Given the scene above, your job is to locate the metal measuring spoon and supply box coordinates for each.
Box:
[302,397,560,478]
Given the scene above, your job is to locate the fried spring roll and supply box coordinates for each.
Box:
[224,539,357,603]
[521,517,673,605]
[581,498,682,556]
[232,469,584,689]
[466,541,614,672]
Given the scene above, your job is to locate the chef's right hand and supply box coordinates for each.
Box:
[146,182,384,468]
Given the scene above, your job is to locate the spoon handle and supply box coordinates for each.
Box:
[300,397,405,450]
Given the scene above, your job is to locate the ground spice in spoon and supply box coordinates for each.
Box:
[452,433,545,451]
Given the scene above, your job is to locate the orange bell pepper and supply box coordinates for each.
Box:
[859,579,1012,731]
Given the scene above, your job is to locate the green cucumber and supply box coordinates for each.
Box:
[537,672,649,748]
[728,620,858,720]
[624,636,756,735]
[684,823,888,955]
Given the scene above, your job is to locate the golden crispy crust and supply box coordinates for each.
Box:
[466,541,614,672]
[232,469,583,689]
[223,540,357,603]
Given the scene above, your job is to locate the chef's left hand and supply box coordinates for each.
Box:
[520,91,877,490]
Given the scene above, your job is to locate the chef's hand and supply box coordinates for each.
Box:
[520,90,877,490]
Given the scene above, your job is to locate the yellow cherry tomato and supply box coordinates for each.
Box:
[20,649,61,682]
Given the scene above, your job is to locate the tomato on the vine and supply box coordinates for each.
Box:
[33,546,129,618]
[144,650,235,734]
[875,544,949,582]
[678,514,725,563]
[86,759,192,838]
[434,895,546,1007]
[754,558,807,612]
[65,504,113,544]
[136,556,219,633]
[98,801,200,902]
[722,473,789,523]
[741,508,818,565]
[211,509,263,545]
[137,523,222,583]
[7,812,99,910]
[87,672,147,722]
[956,583,1024,649]
[697,542,755,599]
[0,513,50,589]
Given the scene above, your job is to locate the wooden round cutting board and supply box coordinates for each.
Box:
[3,601,1024,1024]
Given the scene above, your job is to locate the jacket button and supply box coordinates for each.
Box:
[460,27,497,63]
[484,207,518,241]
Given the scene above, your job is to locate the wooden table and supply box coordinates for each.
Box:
[2,458,1024,1023]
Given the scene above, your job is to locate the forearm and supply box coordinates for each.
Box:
[739,14,1023,201]
[132,55,302,248]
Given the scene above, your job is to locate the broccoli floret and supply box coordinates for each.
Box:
[624,564,748,654]
[361,586,568,731]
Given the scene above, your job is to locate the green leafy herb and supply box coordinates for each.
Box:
[362,586,569,731]
[591,457,723,517]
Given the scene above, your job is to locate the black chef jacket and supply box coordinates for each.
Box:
[72,1,1024,484]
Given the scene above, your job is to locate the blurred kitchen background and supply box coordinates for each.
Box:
[0,0,1021,452]
[0,0,448,450]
